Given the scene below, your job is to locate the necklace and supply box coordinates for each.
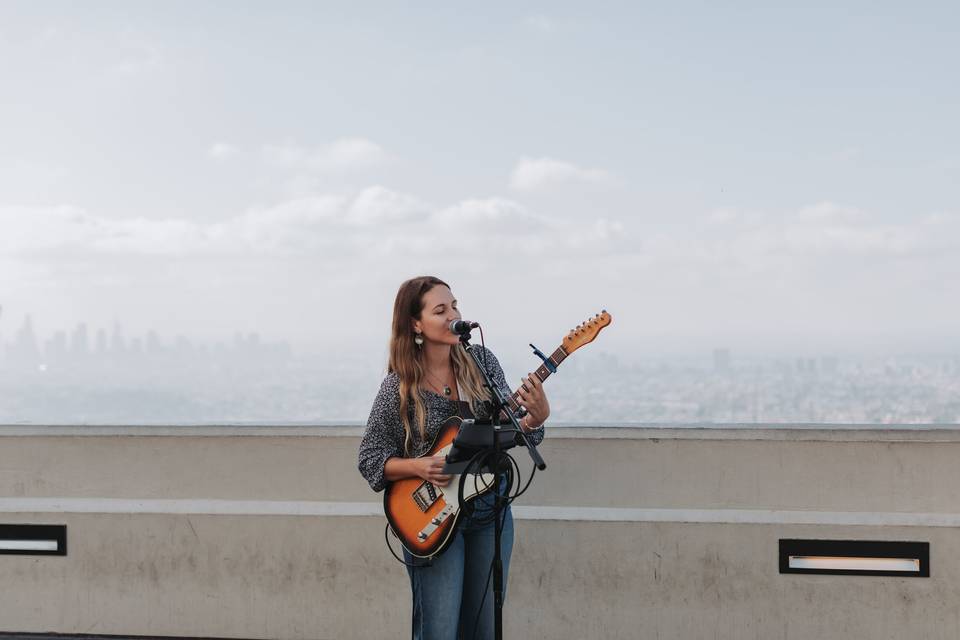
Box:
[424,368,453,397]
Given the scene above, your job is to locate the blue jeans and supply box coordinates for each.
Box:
[404,491,514,640]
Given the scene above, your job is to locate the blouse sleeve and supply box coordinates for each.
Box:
[358,374,404,493]
[479,346,545,447]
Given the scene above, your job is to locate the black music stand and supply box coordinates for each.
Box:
[441,330,547,640]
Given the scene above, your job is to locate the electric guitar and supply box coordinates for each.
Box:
[384,310,612,559]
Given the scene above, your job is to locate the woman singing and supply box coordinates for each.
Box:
[358,275,549,640]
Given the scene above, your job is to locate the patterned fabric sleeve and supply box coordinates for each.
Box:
[478,346,545,447]
[357,373,404,493]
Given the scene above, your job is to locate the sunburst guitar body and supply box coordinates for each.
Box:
[383,416,495,559]
[383,310,612,560]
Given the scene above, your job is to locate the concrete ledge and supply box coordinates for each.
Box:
[4,424,960,638]
[6,498,960,527]
[4,423,960,442]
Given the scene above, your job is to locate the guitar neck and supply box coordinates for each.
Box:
[502,345,568,416]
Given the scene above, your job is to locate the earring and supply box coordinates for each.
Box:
[414,333,424,347]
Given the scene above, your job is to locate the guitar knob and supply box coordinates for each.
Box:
[431,517,442,526]
[417,532,428,541]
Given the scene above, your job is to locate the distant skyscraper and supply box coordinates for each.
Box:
[110,322,127,355]
[70,323,89,358]
[9,314,40,364]
[95,328,108,356]
[146,330,162,355]
[174,335,193,355]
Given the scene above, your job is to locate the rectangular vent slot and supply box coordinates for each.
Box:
[0,524,67,556]
[780,539,928,577]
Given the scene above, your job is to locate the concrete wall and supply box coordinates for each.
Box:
[1,425,959,639]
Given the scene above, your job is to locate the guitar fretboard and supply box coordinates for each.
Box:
[503,345,568,416]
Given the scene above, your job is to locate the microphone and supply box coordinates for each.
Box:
[449,319,479,335]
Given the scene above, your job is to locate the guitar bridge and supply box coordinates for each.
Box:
[412,481,440,513]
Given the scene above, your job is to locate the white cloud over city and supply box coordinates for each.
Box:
[261,138,390,173]
[510,157,612,192]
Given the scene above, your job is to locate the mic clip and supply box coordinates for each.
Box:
[529,343,557,373]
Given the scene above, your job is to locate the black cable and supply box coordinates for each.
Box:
[510,454,536,501]
[464,450,514,527]
[384,522,431,568]
[383,446,533,640]
[384,445,527,568]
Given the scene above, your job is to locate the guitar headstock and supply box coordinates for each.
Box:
[562,310,612,354]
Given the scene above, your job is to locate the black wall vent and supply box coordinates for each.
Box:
[779,539,928,577]
[0,524,67,556]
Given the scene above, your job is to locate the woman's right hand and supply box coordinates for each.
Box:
[415,455,452,487]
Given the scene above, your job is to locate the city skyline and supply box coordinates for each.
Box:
[0,306,291,364]
[1,306,958,426]
[4,305,960,366]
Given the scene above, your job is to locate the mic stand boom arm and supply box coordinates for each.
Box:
[459,335,547,471]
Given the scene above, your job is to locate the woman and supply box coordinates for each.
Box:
[358,275,548,640]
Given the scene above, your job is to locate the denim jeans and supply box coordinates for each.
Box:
[404,489,514,640]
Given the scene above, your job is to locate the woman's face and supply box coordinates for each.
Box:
[413,285,462,347]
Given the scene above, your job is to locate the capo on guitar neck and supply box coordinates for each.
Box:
[529,343,557,373]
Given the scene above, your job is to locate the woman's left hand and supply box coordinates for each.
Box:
[517,372,550,430]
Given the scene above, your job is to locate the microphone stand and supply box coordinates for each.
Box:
[457,330,547,640]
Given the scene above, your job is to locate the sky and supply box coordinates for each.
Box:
[1,1,959,362]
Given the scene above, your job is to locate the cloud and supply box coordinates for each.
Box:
[829,146,861,162]
[262,138,389,173]
[699,202,942,262]
[796,201,865,222]
[108,30,164,76]
[524,15,558,33]
[233,195,347,253]
[7,196,950,278]
[510,157,612,192]
[207,142,240,160]
[922,211,959,226]
[433,198,543,232]
[346,186,431,226]
[0,188,572,259]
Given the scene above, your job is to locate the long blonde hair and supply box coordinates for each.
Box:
[388,276,488,455]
